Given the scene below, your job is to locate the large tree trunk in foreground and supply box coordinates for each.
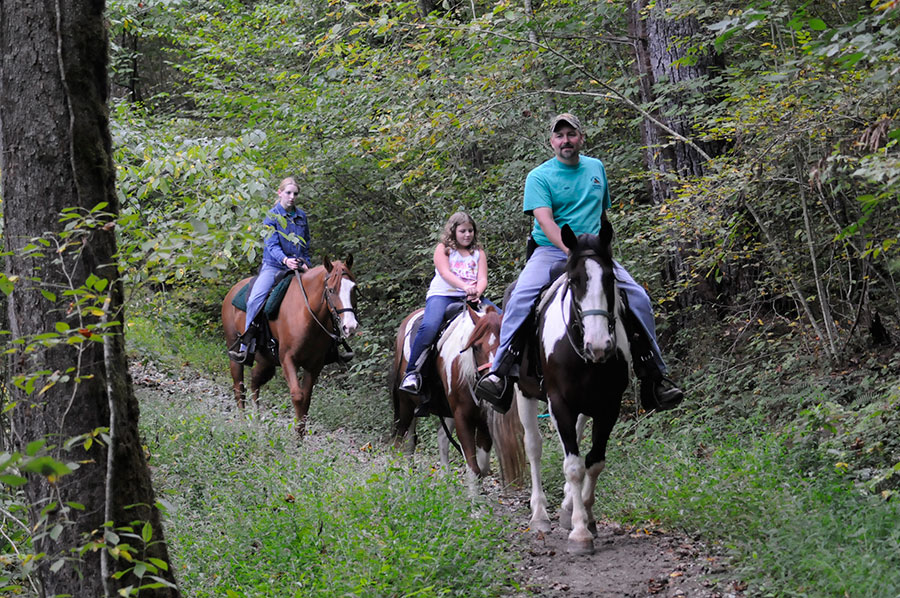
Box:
[0,0,179,596]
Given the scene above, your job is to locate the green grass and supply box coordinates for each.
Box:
[589,417,900,598]
[139,389,519,598]
[128,296,900,598]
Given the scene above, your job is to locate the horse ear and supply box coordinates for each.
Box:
[561,224,578,253]
[599,211,614,252]
[345,254,353,269]
[323,255,333,272]
[466,303,481,323]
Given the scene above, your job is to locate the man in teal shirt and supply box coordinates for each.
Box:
[475,113,683,412]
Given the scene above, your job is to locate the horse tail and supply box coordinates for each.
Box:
[487,395,527,488]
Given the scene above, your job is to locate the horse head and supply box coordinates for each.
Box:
[321,254,359,339]
[460,303,501,377]
[560,219,619,363]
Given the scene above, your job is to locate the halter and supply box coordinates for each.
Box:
[296,266,357,342]
[559,249,617,362]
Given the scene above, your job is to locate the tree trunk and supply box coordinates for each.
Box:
[628,0,729,310]
[417,0,436,18]
[0,1,180,596]
[629,0,723,202]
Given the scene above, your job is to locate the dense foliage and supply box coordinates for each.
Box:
[2,0,898,595]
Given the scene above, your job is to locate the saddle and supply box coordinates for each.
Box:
[230,270,294,319]
[409,301,471,418]
[230,270,353,366]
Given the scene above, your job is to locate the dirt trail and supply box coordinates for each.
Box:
[498,487,745,598]
[133,361,745,598]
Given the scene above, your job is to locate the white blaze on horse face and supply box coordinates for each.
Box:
[339,278,358,337]
[580,260,614,362]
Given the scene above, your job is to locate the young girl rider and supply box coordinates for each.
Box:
[398,212,497,408]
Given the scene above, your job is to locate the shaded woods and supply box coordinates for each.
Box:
[1,0,898,596]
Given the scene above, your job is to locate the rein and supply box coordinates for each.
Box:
[295,268,356,342]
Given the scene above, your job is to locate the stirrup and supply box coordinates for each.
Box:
[474,373,514,414]
[399,372,422,395]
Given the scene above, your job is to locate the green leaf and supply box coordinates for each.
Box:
[809,18,827,31]
[41,289,57,302]
[22,456,72,478]
[142,521,153,544]
[50,524,64,541]
[26,439,47,456]
[0,474,28,487]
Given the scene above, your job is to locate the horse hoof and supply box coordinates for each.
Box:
[567,538,595,555]
[588,520,598,537]
[530,519,552,534]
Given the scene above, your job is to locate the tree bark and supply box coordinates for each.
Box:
[0,1,180,596]
[628,0,723,203]
[628,0,729,311]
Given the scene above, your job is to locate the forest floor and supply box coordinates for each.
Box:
[132,360,747,598]
[495,483,747,598]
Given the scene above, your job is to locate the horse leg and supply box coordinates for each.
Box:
[551,404,594,554]
[392,388,418,454]
[229,360,246,409]
[249,361,276,410]
[562,452,594,554]
[581,458,605,538]
[293,367,319,435]
[473,411,493,479]
[451,397,484,494]
[278,359,315,435]
[582,404,618,537]
[557,413,592,526]
[517,389,550,533]
[437,418,455,470]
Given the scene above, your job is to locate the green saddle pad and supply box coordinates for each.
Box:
[231,275,293,320]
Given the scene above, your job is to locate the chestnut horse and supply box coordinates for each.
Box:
[391,304,525,490]
[221,256,358,433]
[514,221,631,554]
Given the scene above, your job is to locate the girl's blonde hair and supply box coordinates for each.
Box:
[278,177,299,193]
[440,211,481,254]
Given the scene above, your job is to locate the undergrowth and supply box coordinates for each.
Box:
[128,293,900,598]
[591,415,900,598]
[138,385,519,598]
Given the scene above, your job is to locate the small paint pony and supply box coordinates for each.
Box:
[221,256,358,434]
[514,220,631,554]
[391,304,525,490]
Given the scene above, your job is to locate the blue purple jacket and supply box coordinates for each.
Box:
[261,203,311,269]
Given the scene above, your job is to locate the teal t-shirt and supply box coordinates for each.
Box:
[523,155,611,246]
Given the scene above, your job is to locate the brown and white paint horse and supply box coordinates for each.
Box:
[221,256,358,434]
[391,304,524,490]
[515,221,631,554]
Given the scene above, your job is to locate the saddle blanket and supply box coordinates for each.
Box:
[231,274,293,320]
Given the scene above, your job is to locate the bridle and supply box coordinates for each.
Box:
[296,266,357,342]
[559,249,618,361]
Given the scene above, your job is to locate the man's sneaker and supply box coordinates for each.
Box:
[640,377,684,412]
[398,372,422,394]
[474,373,514,413]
